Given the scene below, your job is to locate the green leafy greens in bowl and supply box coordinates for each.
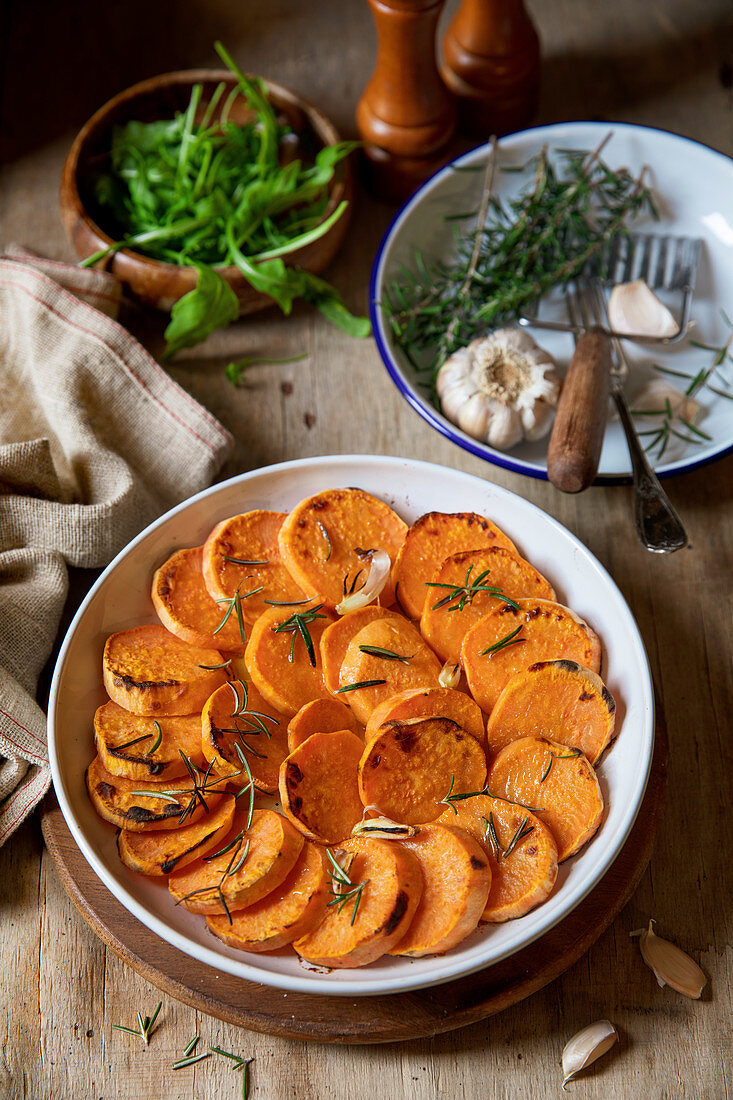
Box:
[79,42,369,356]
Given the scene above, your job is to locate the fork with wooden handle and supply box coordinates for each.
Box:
[546,282,688,552]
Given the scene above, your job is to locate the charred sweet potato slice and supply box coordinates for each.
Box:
[117,794,236,876]
[461,599,602,715]
[293,837,423,968]
[487,736,604,861]
[201,679,290,794]
[152,546,246,652]
[320,606,406,694]
[389,824,491,956]
[245,602,335,716]
[358,717,487,825]
[277,488,407,609]
[85,755,223,832]
[279,730,364,845]
[207,840,328,952]
[287,698,361,752]
[437,793,558,922]
[337,617,442,725]
[168,808,304,915]
[485,660,616,764]
[392,511,517,620]
[364,687,485,747]
[420,547,556,664]
[94,701,205,780]
[103,624,228,717]
[202,509,305,626]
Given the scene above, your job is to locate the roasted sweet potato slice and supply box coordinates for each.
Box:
[152,546,247,652]
[337,617,442,725]
[207,840,328,952]
[94,701,205,780]
[420,547,556,664]
[201,679,290,794]
[293,836,423,968]
[118,794,236,876]
[85,755,223,832]
[389,824,491,956]
[277,488,407,609]
[358,717,487,825]
[436,793,558,922]
[461,599,602,715]
[392,511,517,620]
[103,624,228,716]
[245,601,336,716]
[202,510,305,626]
[279,730,365,844]
[320,606,405,694]
[487,736,604,861]
[486,660,616,764]
[364,687,485,747]
[168,808,304,915]
[287,698,361,752]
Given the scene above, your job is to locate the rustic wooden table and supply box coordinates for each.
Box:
[1,1,731,1097]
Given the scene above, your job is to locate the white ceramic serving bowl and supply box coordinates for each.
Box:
[370,122,733,483]
[48,455,654,997]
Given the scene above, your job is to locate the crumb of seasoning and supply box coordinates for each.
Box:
[304,412,316,428]
[281,381,294,396]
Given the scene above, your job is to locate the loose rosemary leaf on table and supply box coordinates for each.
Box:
[382,137,656,378]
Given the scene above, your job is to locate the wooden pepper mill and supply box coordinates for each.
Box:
[356,0,456,202]
[441,0,540,138]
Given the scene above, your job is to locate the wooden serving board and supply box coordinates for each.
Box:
[40,718,667,1045]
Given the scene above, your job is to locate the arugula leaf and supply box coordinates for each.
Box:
[163,264,239,357]
[301,272,371,337]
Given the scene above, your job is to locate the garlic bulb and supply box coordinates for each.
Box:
[436,328,561,450]
[561,1020,618,1088]
[607,279,678,338]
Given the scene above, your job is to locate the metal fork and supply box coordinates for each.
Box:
[572,283,688,553]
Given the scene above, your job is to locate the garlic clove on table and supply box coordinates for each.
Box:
[436,328,561,451]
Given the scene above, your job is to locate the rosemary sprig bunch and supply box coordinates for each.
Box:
[209,1046,254,1096]
[175,832,251,923]
[127,752,242,825]
[271,603,327,665]
[426,564,519,613]
[439,775,545,814]
[214,584,262,645]
[326,849,369,925]
[382,135,655,378]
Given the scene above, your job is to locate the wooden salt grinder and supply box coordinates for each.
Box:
[441,0,540,138]
[356,0,456,202]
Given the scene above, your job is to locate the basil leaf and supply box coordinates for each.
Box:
[163,264,239,358]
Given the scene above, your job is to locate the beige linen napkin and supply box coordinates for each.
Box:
[0,249,234,844]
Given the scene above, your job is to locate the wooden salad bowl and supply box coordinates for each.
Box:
[60,69,353,315]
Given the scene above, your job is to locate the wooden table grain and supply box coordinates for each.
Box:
[1,1,731,1097]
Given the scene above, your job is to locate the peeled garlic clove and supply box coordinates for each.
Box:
[561,1020,618,1089]
[439,661,461,689]
[607,279,679,338]
[336,549,391,614]
[631,378,702,424]
[631,919,707,998]
[352,816,418,840]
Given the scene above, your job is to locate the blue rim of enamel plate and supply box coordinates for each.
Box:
[369,121,733,485]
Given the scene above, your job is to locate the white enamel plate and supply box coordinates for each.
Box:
[371,122,733,483]
[49,455,654,996]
